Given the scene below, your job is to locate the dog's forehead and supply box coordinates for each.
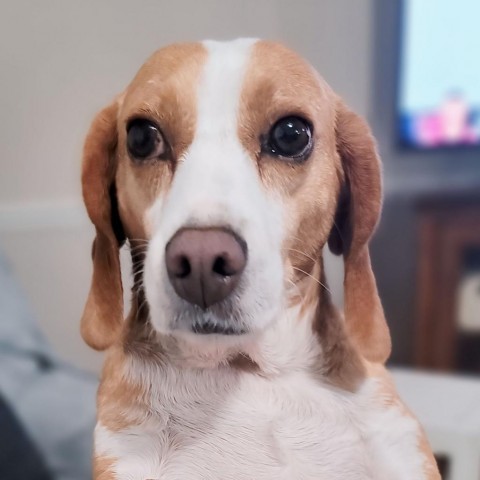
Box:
[121,40,330,122]
[243,40,329,103]
[126,42,206,96]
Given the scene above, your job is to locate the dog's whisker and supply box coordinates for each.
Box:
[129,243,149,247]
[131,257,146,267]
[129,245,149,253]
[283,247,317,265]
[137,295,147,311]
[132,270,145,281]
[291,266,332,295]
[132,261,145,270]
[286,278,305,303]
[134,296,149,324]
[287,234,314,244]
[128,243,148,248]
[132,279,145,292]
[128,245,149,255]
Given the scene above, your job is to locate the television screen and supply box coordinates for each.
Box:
[398,0,480,149]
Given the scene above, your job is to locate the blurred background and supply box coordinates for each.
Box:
[1,0,479,478]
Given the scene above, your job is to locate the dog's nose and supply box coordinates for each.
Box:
[165,228,247,309]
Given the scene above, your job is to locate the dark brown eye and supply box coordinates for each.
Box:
[267,116,312,159]
[127,119,165,160]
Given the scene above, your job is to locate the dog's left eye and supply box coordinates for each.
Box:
[266,116,312,159]
[126,119,166,160]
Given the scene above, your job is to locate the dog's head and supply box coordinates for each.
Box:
[81,39,390,364]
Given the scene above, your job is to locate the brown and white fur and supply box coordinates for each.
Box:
[81,39,440,479]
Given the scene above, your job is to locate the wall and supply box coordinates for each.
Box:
[0,0,374,372]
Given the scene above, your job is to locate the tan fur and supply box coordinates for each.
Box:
[116,43,207,240]
[239,41,390,364]
[96,346,146,432]
[80,40,439,479]
[81,43,206,350]
[81,101,124,350]
[312,262,366,391]
[93,456,117,480]
[239,42,339,274]
[334,103,391,363]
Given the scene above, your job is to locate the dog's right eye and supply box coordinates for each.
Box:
[126,119,166,160]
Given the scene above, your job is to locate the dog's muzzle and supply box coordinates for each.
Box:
[165,227,248,333]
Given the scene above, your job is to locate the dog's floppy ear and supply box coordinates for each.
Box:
[81,100,125,351]
[328,101,391,363]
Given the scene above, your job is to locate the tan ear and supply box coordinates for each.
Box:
[81,101,125,351]
[328,101,391,363]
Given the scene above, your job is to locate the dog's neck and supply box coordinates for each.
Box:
[123,256,365,390]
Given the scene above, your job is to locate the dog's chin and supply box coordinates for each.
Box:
[147,301,261,367]
[162,322,255,369]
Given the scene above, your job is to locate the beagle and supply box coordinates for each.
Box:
[81,39,440,479]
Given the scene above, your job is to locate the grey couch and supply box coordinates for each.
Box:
[0,252,97,480]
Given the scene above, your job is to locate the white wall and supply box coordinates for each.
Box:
[0,0,373,372]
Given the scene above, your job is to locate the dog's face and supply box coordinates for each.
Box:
[120,39,337,342]
[81,39,390,363]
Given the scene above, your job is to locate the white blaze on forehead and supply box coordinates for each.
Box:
[152,37,267,236]
[198,38,258,135]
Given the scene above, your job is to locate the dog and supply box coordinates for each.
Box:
[81,39,440,479]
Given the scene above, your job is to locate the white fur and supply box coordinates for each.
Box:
[96,307,428,480]
[99,40,430,479]
[144,39,284,356]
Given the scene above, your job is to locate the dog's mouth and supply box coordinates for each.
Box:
[169,300,249,337]
[191,318,247,335]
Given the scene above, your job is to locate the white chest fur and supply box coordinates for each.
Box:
[95,363,427,480]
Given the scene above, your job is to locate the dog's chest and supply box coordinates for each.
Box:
[96,368,427,480]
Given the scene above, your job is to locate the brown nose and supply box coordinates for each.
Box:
[165,228,247,309]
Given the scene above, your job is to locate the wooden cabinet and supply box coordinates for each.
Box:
[415,193,480,371]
